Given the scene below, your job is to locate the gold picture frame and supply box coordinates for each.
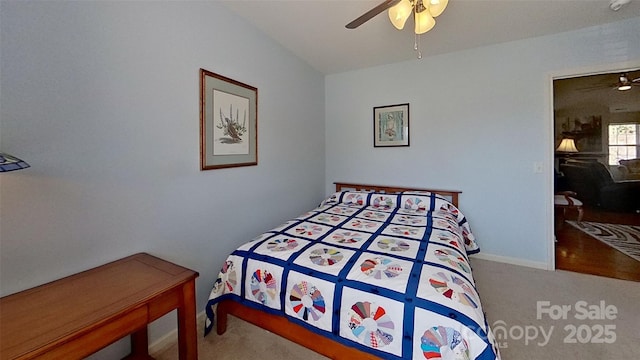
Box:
[200,69,258,170]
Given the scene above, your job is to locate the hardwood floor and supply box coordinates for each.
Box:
[555,206,640,282]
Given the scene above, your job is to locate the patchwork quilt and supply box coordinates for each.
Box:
[205,191,501,360]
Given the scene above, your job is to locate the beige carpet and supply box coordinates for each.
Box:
[153,258,640,359]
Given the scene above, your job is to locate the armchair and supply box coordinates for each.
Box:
[559,159,640,213]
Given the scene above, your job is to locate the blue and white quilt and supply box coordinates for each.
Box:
[205,191,501,360]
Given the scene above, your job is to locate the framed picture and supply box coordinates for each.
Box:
[373,103,409,147]
[200,68,258,170]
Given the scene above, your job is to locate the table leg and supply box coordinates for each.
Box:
[124,327,153,360]
[177,280,198,360]
[576,207,584,223]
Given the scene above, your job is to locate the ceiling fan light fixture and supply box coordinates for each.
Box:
[617,73,633,90]
[388,0,413,30]
[609,0,631,11]
[347,0,450,59]
[414,9,436,34]
[428,0,448,17]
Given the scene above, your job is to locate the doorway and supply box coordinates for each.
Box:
[552,67,640,282]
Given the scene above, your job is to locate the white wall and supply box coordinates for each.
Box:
[0,0,325,353]
[326,17,640,267]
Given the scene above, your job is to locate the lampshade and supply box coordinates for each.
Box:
[556,138,578,153]
[388,0,413,30]
[429,0,449,17]
[0,153,30,172]
[414,9,436,34]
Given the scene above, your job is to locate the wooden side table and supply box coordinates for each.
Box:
[0,253,199,360]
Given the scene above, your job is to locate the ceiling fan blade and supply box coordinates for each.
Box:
[346,0,402,29]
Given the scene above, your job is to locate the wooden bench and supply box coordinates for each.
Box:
[0,253,199,360]
[554,191,584,228]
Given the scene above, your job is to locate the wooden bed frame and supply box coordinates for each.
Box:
[216,182,462,359]
[333,182,460,207]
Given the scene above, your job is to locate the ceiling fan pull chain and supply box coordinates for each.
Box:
[414,33,422,59]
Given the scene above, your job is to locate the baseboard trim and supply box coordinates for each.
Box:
[149,310,206,356]
[470,252,550,270]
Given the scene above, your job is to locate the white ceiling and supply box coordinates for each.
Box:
[220,0,640,74]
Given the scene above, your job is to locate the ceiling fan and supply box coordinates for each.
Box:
[346,0,449,58]
[578,73,640,92]
[346,0,447,30]
[615,73,640,91]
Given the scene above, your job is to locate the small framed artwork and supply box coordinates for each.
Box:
[200,68,258,170]
[373,103,409,147]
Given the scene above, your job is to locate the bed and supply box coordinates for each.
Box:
[204,182,500,360]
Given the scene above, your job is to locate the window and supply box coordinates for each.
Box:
[608,124,639,165]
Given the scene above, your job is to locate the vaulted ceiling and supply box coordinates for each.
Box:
[220,0,640,74]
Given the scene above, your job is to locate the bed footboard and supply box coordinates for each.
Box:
[215,299,379,359]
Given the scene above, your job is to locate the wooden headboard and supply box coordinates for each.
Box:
[334,182,461,207]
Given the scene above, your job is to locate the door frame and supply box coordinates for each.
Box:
[546,60,640,270]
